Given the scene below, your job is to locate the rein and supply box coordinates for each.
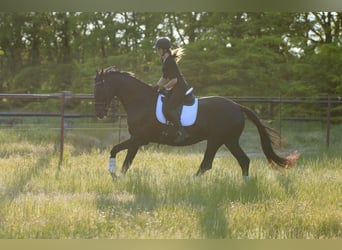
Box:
[94,79,109,107]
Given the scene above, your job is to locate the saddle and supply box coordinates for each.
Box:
[161,87,196,106]
[156,87,198,127]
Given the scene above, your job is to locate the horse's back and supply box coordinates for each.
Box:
[198,96,242,113]
[197,96,244,127]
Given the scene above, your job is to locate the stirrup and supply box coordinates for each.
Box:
[185,87,193,96]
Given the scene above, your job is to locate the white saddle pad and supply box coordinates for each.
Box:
[155,94,198,126]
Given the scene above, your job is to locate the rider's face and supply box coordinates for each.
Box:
[156,48,164,57]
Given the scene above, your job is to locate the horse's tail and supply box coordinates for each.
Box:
[239,105,299,169]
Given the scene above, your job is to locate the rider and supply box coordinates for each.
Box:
[154,37,189,143]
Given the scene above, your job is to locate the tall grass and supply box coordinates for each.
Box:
[0,122,341,239]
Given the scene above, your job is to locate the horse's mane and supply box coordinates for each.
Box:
[103,66,133,76]
[102,66,149,87]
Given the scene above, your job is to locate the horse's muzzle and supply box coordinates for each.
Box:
[95,103,108,120]
[95,109,108,120]
[96,114,106,120]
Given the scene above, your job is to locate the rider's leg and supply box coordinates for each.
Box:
[163,89,189,143]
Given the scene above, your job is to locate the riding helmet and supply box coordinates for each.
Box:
[153,38,171,49]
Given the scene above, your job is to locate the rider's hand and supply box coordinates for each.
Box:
[152,85,160,92]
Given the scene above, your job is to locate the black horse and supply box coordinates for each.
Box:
[94,67,299,180]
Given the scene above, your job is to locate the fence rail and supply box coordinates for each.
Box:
[1,92,341,164]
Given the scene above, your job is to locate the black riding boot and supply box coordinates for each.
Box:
[174,125,189,143]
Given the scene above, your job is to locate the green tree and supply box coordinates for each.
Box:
[182,13,297,96]
[1,12,342,102]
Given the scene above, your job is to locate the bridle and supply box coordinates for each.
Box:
[94,78,110,110]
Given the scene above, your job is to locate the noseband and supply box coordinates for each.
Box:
[94,79,110,108]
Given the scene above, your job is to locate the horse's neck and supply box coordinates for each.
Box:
[114,76,153,114]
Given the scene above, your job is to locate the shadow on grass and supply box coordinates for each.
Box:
[94,172,298,238]
[195,178,259,238]
[0,156,52,203]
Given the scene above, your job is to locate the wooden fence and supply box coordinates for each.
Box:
[0,92,341,164]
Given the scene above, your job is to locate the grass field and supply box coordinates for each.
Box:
[0,119,341,239]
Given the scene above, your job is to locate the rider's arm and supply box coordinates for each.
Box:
[164,78,178,90]
[156,76,167,88]
[162,56,180,90]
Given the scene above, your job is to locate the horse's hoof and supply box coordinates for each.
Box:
[110,172,119,180]
[110,172,124,181]
[243,176,250,181]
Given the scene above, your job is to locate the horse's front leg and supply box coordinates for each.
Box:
[108,138,136,179]
[121,145,139,175]
[108,137,144,180]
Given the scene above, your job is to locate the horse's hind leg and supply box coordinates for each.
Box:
[195,139,222,176]
[225,141,250,179]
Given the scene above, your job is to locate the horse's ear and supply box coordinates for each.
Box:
[95,69,105,78]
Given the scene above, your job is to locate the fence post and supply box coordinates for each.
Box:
[326,95,331,147]
[58,91,66,167]
[58,91,72,166]
[118,115,122,143]
[278,95,282,147]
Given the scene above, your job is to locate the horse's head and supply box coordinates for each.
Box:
[94,69,113,119]
[94,66,152,119]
